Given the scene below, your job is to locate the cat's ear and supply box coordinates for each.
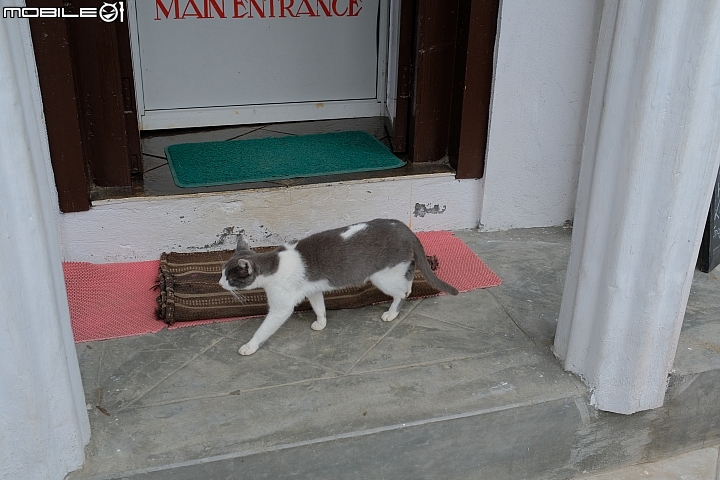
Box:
[235,234,251,253]
[236,259,253,277]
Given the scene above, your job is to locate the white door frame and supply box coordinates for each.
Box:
[126,0,391,130]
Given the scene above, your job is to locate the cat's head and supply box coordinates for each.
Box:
[219,235,257,291]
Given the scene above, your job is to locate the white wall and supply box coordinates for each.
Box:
[59,175,483,262]
[0,7,90,479]
[481,0,603,231]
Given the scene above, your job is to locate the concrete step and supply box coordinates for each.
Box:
[67,228,720,479]
[576,446,719,480]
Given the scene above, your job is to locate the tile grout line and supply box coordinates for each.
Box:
[141,152,166,160]
[142,163,168,175]
[94,341,106,402]
[262,128,297,136]
[265,347,346,376]
[413,312,479,332]
[116,324,247,413]
[344,299,424,375]
[129,350,520,410]
[715,444,720,480]
[482,290,588,396]
[226,124,268,141]
[486,288,539,347]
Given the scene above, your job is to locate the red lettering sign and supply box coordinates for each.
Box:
[280,0,295,18]
[349,0,361,16]
[249,0,265,18]
[206,0,226,17]
[331,0,347,16]
[156,0,363,20]
[182,0,204,18]
[316,0,331,16]
[296,0,317,17]
[233,0,247,17]
[156,0,179,20]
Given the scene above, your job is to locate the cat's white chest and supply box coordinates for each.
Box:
[260,247,329,303]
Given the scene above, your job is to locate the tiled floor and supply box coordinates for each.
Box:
[67,227,720,479]
[575,446,720,480]
[91,117,453,201]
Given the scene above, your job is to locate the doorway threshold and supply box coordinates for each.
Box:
[90,117,454,202]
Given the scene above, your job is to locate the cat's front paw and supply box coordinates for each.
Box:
[311,317,326,331]
[381,311,398,322]
[238,342,259,356]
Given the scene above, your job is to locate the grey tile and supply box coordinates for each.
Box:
[350,315,524,373]
[227,303,407,374]
[231,128,291,140]
[575,447,720,480]
[454,227,574,253]
[176,318,249,337]
[674,321,720,376]
[68,226,720,480]
[453,228,571,350]
[415,288,519,333]
[265,117,386,139]
[75,325,243,412]
[113,395,582,480]
[485,290,562,350]
[72,351,579,478]
[264,161,449,188]
[142,125,261,157]
[681,269,720,332]
[673,269,720,375]
[141,162,282,196]
[142,153,168,173]
[136,337,339,408]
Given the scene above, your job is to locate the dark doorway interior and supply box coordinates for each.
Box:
[698,167,720,273]
[389,0,499,181]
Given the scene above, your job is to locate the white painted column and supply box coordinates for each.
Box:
[554,0,720,414]
[0,9,90,480]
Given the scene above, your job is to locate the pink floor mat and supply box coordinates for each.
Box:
[63,260,163,343]
[64,231,502,343]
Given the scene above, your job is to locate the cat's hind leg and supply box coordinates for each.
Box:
[369,261,413,322]
[307,292,327,331]
[405,260,415,297]
[381,296,404,322]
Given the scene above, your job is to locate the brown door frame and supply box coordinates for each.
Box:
[409,0,462,163]
[453,0,500,179]
[27,1,90,213]
[28,0,141,213]
[394,0,499,178]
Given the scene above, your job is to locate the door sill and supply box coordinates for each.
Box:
[90,116,455,202]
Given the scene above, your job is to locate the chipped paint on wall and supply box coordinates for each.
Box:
[414,203,447,217]
[188,226,241,250]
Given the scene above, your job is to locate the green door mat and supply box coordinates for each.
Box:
[164,131,406,188]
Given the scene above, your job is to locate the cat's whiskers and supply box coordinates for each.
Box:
[228,288,246,304]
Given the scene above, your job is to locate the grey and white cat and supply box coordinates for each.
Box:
[219,218,459,355]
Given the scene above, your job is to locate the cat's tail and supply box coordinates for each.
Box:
[412,237,459,295]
